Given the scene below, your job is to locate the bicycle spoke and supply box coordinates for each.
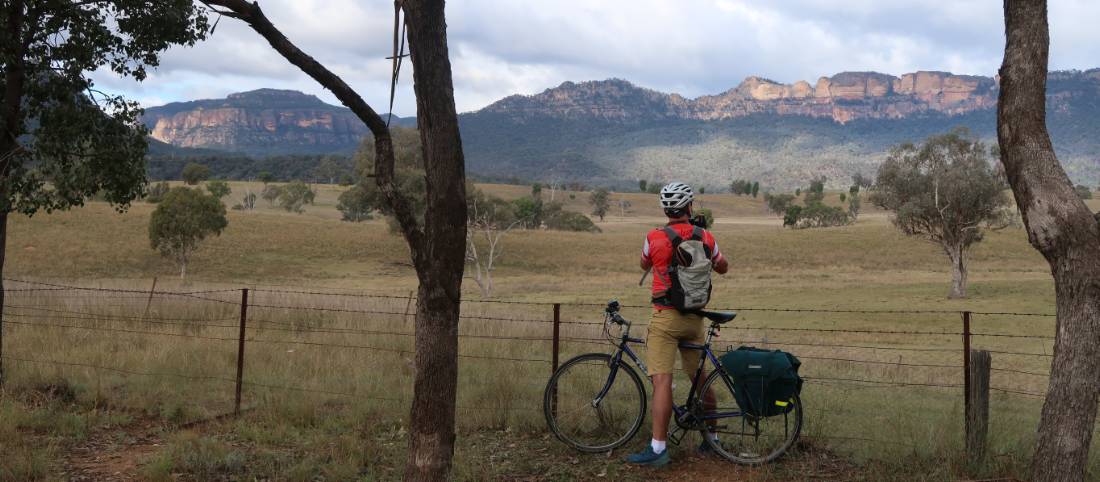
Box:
[545,354,645,452]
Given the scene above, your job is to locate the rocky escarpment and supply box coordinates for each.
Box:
[480,70,1016,124]
[141,89,373,155]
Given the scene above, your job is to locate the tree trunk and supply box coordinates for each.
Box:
[945,243,968,299]
[0,0,26,389]
[999,2,1100,481]
[0,212,7,387]
[202,2,467,478]
[402,1,467,479]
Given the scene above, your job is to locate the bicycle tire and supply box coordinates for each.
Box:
[543,353,647,453]
[698,369,802,465]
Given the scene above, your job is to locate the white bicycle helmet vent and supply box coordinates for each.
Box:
[659,182,694,210]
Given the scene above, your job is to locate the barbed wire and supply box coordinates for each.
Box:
[6,356,236,383]
[5,319,239,341]
[6,356,535,412]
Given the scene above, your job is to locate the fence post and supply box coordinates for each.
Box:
[966,349,991,464]
[962,310,972,436]
[0,283,4,389]
[140,276,158,322]
[551,303,561,417]
[234,288,249,415]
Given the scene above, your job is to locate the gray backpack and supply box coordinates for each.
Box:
[662,226,713,312]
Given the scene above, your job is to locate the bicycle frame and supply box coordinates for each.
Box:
[594,314,743,427]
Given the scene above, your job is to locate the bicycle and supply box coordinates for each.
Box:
[543,300,802,465]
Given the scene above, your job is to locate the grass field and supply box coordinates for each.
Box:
[1,181,1097,480]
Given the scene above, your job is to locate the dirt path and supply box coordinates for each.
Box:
[62,418,163,482]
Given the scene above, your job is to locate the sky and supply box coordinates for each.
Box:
[92,0,1100,117]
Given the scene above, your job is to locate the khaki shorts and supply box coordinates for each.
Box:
[645,308,705,376]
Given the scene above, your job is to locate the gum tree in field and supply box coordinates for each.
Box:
[181,162,211,185]
[148,187,227,278]
[999,2,1100,480]
[206,179,231,199]
[589,187,610,221]
[0,0,208,384]
[200,1,467,478]
[871,129,1011,298]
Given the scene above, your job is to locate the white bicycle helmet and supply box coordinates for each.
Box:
[659,182,694,210]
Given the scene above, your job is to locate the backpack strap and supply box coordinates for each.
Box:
[689,226,714,259]
[662,226,682,247]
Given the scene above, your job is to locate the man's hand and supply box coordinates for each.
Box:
[713,257,729,274]
[640,257,653,271]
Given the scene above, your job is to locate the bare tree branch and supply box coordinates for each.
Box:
[199,0,426,263]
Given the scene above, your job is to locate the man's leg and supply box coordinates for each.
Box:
[685,367,718,436]
[626,309,676,466]
[651,373,674,445]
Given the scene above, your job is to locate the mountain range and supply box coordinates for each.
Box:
[142,69,1100,189]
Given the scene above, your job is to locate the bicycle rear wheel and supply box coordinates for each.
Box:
[543,353,646,453]
[698,369,802,465]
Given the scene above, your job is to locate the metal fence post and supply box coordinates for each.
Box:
[962,311,972,440]
[551,303,561,417]
[234,288,249,415]
[967,349,991,464]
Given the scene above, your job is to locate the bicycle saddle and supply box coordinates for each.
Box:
[699,310,737,324]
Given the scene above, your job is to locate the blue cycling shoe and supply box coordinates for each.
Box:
[625,446,670,467]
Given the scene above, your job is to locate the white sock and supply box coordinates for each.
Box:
[651,438,667,454]
[707,432,719,442]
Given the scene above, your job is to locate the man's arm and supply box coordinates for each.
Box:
[641,236,653,270]
[709,233,729,274]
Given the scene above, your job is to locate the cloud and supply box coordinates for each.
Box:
[91,0,1100,116]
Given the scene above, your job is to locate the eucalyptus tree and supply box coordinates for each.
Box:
[200,1,468,478]
[871,129,1011,298]
[1000,2,1100,480]
[0,0,208,384]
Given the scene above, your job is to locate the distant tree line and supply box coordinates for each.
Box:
[762,174,862,229]
[336,128,600,233]
[729,179,760,197]
[147,152,357,185]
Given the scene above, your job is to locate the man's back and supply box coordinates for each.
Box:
[642,221,725,308]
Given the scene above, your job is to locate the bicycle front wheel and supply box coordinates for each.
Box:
[698,369,802,465]
[543,353,647,453]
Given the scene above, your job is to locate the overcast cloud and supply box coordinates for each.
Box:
[92,0,1100,116]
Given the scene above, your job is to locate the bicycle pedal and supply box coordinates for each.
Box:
[667,426,688,446]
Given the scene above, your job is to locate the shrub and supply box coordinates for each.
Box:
[261,184,282,207]
[180,163,210,185]
[278,181,316,213]
[795,202,851,228]
[545,211,601,232]
[763,193,795,217]
[206,180,231,199]
[1075,185,1093,200]
[783,205,802,227]
[146,181,170,203]
[695,207,714,228]
[336,185,375,222]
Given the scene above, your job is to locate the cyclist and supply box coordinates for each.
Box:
[626,181,729,467]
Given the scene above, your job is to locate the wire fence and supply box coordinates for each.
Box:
[0,278,1057,456]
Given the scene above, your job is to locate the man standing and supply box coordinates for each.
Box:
[627,182,729,467]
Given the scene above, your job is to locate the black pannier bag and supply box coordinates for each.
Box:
[719,346,803,417]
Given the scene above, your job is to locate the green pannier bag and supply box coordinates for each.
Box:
[719,346,803,417]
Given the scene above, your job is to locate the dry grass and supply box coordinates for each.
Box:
[2,181,1098,479]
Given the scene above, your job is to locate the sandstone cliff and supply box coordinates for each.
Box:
[142,89,375,155]
[480,70,1013,124]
